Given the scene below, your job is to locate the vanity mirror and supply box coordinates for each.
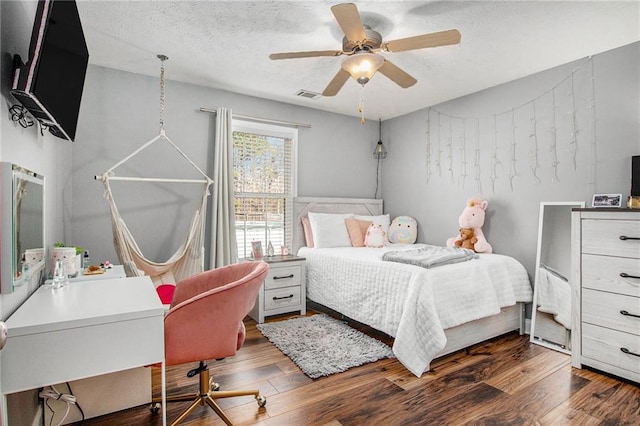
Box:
[1,163,45,294]
[530,201,584,354]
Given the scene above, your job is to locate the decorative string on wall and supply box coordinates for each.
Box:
[459,117,468,189]
[588,59,598,189]
[529,100,541,185]
[424,56,595,194]
[509,108,518,191]
[489,114,502,194]
[549,89,560,182]
[474,118,482,193]
[425,110,432,183]
[447,116,454,183]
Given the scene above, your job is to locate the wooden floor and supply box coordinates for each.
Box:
[75,311,639,425]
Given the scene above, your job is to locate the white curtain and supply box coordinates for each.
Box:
[210,108,238,267]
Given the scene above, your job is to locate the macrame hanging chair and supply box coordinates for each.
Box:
[97,55,213,286]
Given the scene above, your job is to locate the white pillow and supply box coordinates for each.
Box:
[307,212,354,248]
[354,214,390,237]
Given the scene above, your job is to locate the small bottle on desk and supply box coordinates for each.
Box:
[83,250,90,269]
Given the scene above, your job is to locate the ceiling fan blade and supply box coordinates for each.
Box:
[270,50,343,60]
[383,29,461,52]
[378,60,417,88]
[322,68,351,97]
[331,3,367,42]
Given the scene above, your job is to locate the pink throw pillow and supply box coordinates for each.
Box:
[345,218,373,247]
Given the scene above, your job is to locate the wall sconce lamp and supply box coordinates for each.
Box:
[373,119,387,159]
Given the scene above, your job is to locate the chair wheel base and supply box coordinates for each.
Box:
[256,395,267,407]
[149,402,161,414]
[209,378,221,391]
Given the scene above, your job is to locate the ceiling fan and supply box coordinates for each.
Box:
[269,3,462,97]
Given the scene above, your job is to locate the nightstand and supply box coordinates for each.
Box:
[249,255,306,323]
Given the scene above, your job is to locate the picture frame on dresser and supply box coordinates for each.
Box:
[592,193,622,208]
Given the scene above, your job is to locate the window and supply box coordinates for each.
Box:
[233,120,297,259]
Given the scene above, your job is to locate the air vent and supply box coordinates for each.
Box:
[296,89,321,99]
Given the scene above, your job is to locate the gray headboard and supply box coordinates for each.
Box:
[292,197,383,253]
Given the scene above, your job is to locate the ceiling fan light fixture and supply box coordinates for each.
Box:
[341,52,384,85]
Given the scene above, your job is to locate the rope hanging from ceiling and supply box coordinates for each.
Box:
[424,56,596,194]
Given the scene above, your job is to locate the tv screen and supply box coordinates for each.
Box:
[11,0,89,141]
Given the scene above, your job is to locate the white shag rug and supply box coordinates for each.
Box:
[256,314,394,379]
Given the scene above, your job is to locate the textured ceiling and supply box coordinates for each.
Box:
[75,1,640,120]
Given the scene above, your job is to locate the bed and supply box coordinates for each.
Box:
[293,197,533,377]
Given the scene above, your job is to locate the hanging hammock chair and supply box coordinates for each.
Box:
[96,55,213,287]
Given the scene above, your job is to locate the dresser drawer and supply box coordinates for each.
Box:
[265,265,302,290]
[582,289,640,336]
[264,286,301,311]
[582,219,640,258]
[582,323,640,375]
[582,254,640,297]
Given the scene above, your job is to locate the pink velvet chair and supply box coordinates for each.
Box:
[152,261,269,425]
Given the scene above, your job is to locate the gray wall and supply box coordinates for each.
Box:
[0,0,71,319]
[71,65,381,267]
[382,42,639,278]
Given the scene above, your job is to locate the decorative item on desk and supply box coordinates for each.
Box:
[83,250,90,269]
[592,193,622,208]
[267,241,275,257]
[51,246,78,278]
[251,241,264,259]
[52,259,67,289]
[102,260,112,269]
[281,245,289,256]
[627,196,640,208]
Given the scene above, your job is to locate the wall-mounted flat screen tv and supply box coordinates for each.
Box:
[11,0,89,142]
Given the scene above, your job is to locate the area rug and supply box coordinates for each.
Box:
[256,314,394,379]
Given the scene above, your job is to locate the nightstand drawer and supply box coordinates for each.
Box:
[265,265,302,290]
[582,323,640,375]
[264,286,301,311]
[582,219,640,258]
[582,254,640,297]
[582,289,640,336]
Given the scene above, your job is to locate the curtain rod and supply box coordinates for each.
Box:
[199,108,311,129]
[94,176,209,184]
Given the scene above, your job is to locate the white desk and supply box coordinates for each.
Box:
[1,276,166,424]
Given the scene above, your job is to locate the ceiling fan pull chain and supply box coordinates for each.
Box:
[359,85,366,125]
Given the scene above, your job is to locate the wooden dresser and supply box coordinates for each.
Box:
[571,209,640,383]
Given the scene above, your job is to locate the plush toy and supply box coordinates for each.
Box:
[364,223,386,248]
[454,228,478,251]
[446,198,493,253]
[388,216,418,244]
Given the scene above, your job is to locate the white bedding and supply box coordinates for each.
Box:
[298,244,532,377]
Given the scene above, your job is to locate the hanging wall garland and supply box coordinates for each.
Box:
[425,56,596,194]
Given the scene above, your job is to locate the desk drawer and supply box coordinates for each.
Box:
[582,254,640,297]
[265,265,302,290]
[265,286,301,311]
[582,323,640,375]
[582,289,640,336]
[582,219,640,258]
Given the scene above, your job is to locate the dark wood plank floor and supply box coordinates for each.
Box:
[74,311,639,425]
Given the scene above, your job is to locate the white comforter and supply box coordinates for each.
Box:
[298,244,532,377]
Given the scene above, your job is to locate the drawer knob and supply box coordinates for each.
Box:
[273,274,294,280]
[273,294,294,301]
[620,347,640,358]
[620,310,640,319]
[619,235,640,241]
[620,272,640,280]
